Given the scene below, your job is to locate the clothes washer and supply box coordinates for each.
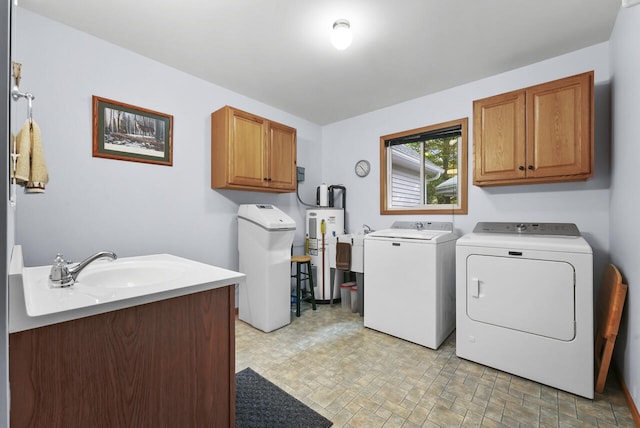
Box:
[364,221,458,349]
[456,222,593,398]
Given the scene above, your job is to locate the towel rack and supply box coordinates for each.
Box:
[9,61,36,206]
[11,61,35,124]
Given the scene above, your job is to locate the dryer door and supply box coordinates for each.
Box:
[466,255,575,341]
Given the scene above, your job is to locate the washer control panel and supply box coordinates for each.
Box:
[390,221,453,231]
[473,222,581,236]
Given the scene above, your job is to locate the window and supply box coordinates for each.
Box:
[380,118,468,215]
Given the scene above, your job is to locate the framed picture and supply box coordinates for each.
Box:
[92,96,173,166]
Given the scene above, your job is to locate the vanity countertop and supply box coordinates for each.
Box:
[9,245,245,333]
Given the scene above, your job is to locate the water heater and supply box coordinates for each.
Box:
[305,208,345,302]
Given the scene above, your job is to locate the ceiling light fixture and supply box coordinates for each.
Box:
[331,19,352,50]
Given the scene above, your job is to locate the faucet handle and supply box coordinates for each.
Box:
[49,253,74,287]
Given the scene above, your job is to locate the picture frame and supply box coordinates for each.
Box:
[92,96,173,166]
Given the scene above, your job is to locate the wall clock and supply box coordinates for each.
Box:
[354,159,371,177]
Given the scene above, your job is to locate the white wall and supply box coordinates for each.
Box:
[322,43,612,281]
[610,4,640,410]
[12,8,322,268]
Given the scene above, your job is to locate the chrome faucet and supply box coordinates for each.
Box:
[49,251,117,288]
[362,224,373,234]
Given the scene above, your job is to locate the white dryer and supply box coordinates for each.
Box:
[364,221,458,349]
[456,222,593,398]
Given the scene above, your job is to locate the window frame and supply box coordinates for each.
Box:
[379,117,468,215]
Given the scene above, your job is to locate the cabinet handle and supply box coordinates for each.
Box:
[518,166,525,171]
[268,178,272,182]
[263,177,268,181]
[528,165,534,170]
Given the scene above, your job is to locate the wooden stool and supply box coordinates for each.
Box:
[291,255,317,317]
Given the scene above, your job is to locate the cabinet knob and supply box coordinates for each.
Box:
[263,177,268,181]
[528,165,534,170]
[518,166,525,171]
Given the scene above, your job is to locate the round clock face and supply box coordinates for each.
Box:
[355,160,371,177]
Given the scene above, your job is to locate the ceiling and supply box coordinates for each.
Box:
[18,0,620,125]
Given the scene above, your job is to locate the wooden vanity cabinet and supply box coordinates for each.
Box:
[9,286,236,428]
[473,71,593,186]
[211,106,297,193]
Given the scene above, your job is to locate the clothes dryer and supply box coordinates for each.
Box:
[456,222,593,398]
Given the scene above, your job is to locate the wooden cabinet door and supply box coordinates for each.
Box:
[473,71,593,186]
[10,286,236,427]
[267,121,297,191]
[473,90,526,184]
[527,72,593,179]
[228,109,268,188]
[211,105,297,193]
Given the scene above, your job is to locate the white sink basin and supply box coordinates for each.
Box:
[77,259,186,288]
[9,249,245,332]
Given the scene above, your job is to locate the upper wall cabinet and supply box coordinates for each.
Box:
[473,71,594,186]
[211,106,297,193]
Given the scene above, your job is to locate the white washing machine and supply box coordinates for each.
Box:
[364,221,458,349]
[456,222,593,398]
[238,204,296,333]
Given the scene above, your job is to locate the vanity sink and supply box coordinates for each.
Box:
[8,245,242,427]
[9,247,245,332]
[77,259,186,288]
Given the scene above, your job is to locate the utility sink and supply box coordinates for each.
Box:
[9,247,245,333]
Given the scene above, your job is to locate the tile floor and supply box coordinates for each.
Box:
[235,303,636,428]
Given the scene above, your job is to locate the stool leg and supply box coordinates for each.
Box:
[296,262,302,317]
[306,261,317,311]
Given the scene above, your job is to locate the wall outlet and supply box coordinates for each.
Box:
[297,166,305,182]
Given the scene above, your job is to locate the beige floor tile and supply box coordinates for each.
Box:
[427,403,465,425]
[235,304,635,427]
[348,407,387,427]
[381,413,406,427]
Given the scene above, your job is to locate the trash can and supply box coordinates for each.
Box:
[340,282,354,311]
[350,285,358,313]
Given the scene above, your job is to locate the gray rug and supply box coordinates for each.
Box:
[236,368,333,428]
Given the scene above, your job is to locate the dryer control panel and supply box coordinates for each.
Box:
[473,222,581,236]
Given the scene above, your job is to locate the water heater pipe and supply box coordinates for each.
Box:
[329,185,347,234]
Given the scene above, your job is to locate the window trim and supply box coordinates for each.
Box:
[379,117,468,215]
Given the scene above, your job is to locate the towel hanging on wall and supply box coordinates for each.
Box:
[13,120,49,193]
[12,128,29,184]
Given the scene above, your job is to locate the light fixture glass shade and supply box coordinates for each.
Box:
[331,19,352,50]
